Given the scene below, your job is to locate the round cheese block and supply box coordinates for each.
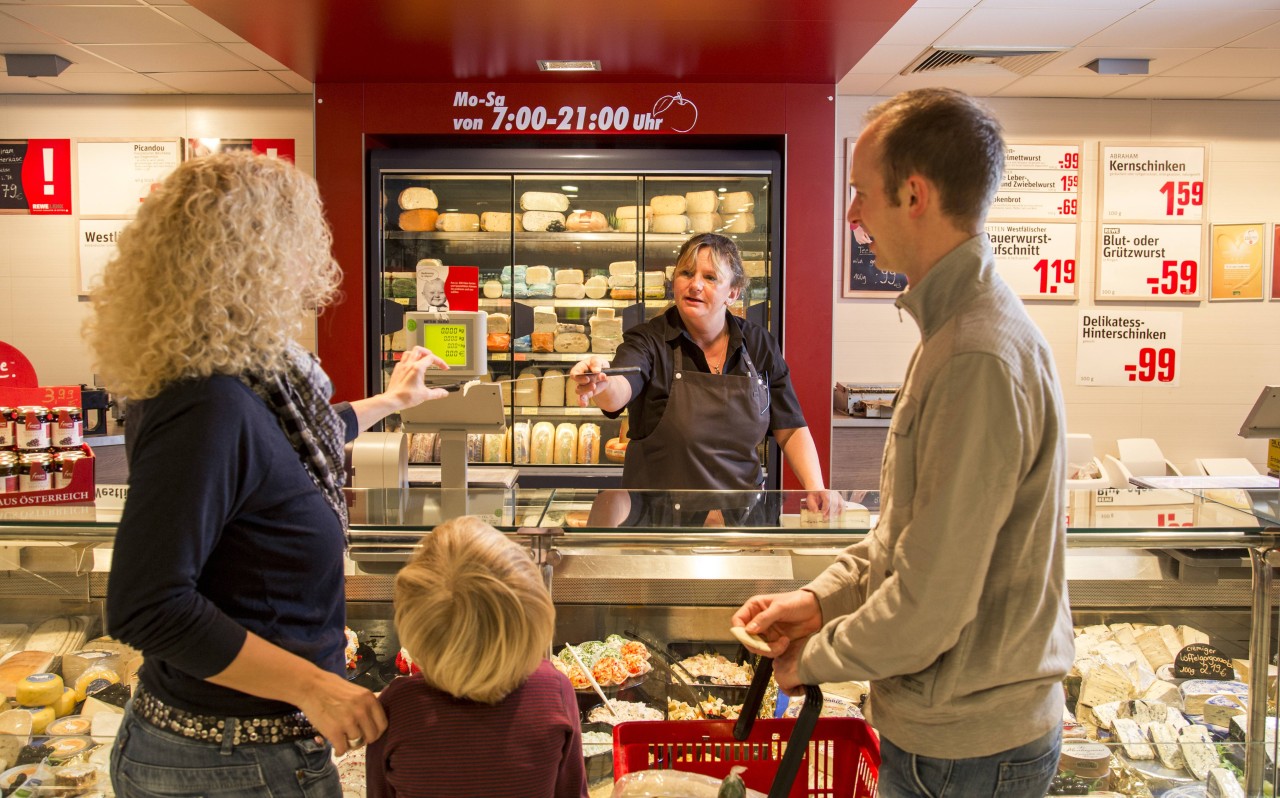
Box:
[19,704,54,735]
[53,688,77,718]
[46,736,93,760]
[604,437,627,463]
[74,668,120,701]
[16,672,63,707]
[1058,741,1111,779]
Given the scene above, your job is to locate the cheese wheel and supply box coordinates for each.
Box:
[604,437,627,463]
[520,191,570,212]
[53,687,77,718]
[398,187,438,210]
[555,268,585,284]
[512,422,531,464]
[521,211,566,231]
[719,191,754,214]
[482,280,503,299]
[584,276,609,299]
[531,422,555,464]
[608,274,636,288]
[541,369,566,407]
[615,205,652,221]
[611,287,637,300]
[15,673,62,706]
[554,283,586,299]
[19,704,54,735]
[483,433,506,463]
[722,212,756,233]
[651,195,686,215]
[531,331,555,352]
[685,190,717,214]
[617,217,650,233]
[577,423,600,464]
[480,211,515,231]
[526,266,553,285]
[514,368,541,406]
[652,214,689,234]
[554,332,590,353]
[487,312,510,334]
[554,423,578,464]
[398,209,439,232]
[689,212,723,233]
[565,374,578,407]
[565,210,609,232]
[434,212,480,232]
[74,667,120,701]
[609,260,637,276]
[466,434,484,462]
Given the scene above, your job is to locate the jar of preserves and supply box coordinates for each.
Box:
[15,406,51,452]
[18,452,53,492]
[49,406,83,449]
[0,406,14,449]
[0,453,17,493]
[52,450,86,490]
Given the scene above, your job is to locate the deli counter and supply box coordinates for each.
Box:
[1,486,1279,795]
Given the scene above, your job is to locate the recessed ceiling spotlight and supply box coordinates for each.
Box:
[538,60,601,72]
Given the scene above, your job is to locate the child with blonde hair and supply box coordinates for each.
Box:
[367,516,587,797]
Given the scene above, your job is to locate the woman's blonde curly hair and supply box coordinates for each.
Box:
[84,151,342,400]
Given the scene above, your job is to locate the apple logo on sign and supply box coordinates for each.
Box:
[652,93,698,133]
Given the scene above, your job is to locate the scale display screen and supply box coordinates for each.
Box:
[404,311,487,379]
[420,323,468,367]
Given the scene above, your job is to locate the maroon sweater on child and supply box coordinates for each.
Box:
[367,660,588,798]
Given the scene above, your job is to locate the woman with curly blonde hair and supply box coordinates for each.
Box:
[90,152,450,798]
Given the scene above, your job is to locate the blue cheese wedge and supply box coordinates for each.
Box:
[1080,663,1134,707]
[1111,718,1154,759]
[1178,724,1218,780]
[1147,722,1185,770]
[1119,698,1167,727]
[1181,680,1248,715]
[1206,766,1245,798]
[1203,695,1246,729]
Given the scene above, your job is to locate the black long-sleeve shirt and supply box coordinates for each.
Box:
[106,375,356,716]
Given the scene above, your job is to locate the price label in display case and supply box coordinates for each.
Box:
[1096,224,1203,301]
[1076,309,1182,387]
[994,144,1082,220]
[1100,145,1207,221]
[985,222,1078,299]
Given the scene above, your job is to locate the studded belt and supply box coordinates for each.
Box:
[133,683,319,745]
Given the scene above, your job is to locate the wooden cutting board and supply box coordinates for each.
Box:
[0,650,55,697]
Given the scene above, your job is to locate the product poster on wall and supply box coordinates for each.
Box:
[76,140,182,217]
[414,262,479,312]
[984,222,1078,299]
[78,218,130,295]
[184,138,295,163]
[1076,309,1183,387]
[1272,224,1280,300]
[842,139,907,297]
[1095,223,1204,301]
[1208,222,1264,301]
[0,139,72,215]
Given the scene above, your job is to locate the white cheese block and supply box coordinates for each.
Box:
[1203,694,1246,729]
[1141,680,1183,709]
[480,211,515,231]
[556,323,585,334]
[555,268,585,284]
[1082,624,1110,637]
[719,191,754,214]
[1137,627,1176,670]
[689,211,723,233]
[643,270,666,286]
[616,205,653,221]
[584,276,609,299]
[577,423,601,464]
[650,195,686,215]
[1166,705,1190,729]
[520,191,570,212]
[609,260,637,276]
[1079,662,1134,706]
[554,332,590,354]
[553,423,577,464]
[1112,718,1154,759]
[1179,724,1217,779]
[526,265,553,285]
[593,307,615,320]
[554,283,586,299]
[398,186,438,210]
[482,280,503,299]
[643,281,667,300]
[1119,698,1166,727]
[512,422,531,465]
[1179,625,1210,648]
[743,259,766,278]
[483,432,506,463]
[591,336,620,355]
[434,212,480,232]
[617,217,650,233]
[665,265,676,282]
[722,211,756,233]
[1181,680,1248,715]
[1158,625,1185,658]
[608,274,637,288]
[652,214,689,234]
[487,313,510,335]
[1090,701,1120,729]
[565,210,609,232]
[685,190,718,214]
[532,305,558,332]
[1111,623,1138,647]
[590,317,623,339]
[565,375,578,407]
[1207,766,1246,798]
[1147,722,1185,770]
[540,369,565,407]
[530,422,555,464]
[514,368,541,406]
[522,211,566,232]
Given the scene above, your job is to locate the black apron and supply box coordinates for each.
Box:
[622,344,771,490]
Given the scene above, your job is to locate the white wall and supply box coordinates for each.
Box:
[0,94,315,388]
[833,96,1280,474]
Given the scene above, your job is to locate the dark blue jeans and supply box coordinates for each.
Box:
[110,704,340,797]
[877,725,1061,798]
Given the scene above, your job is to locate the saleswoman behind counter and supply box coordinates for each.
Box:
[570,233,828,497]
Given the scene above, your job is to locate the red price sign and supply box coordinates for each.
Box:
[1123,347,1177,383]
[994,143,1081,220]
[1146,259,1199,295]
[1058,152,1079,170]
[1158,180,1204,217]
[1096,223,1203,301]
[1033,258,1075,294]
[986,222,1078,299]
[1060,174,1079,192]
[1101,144,1206,221]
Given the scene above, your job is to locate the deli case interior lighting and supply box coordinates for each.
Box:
[538,60,601,72]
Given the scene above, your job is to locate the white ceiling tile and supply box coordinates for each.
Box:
[848,44,924,74]
[937,8,1135,49]
[1164,48,1280,77]
[836,72,894,95]
[0,73,70,92]
[0,0,138,5]
[911,0,977,7]
[81,43,252,71]
[1232,21,1280,47]
[269,70,312,93]
[1106,75,1271,99]
[1,44,129,72]
[0,11,60,43]
[39,70,178,93]
[1221,77,1280,97]
[157,6,245,43]
[875,71,1021,96]
[976,0,1145,8]
[1144,0,1280,9]
[3,6,205,44]
[222,42,286,71]
[151,70,295,93]
[1082,9,1280,48]
[876,7,969,46]
[1033,47,1210,77]
[994,75,1147,97]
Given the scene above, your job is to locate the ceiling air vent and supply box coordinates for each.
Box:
[903,47,1069,77]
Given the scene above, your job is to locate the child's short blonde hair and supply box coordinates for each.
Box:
[394,516,554,704]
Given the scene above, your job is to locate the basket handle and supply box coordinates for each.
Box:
[733,655,773,740]
[768,685,823,798]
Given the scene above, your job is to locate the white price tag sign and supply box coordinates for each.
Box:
[1076,309,1182,387]
[985,222,1078,299]
[1101,145,1206,221]
[994,144,1081,220]
[1096,223,1203,300]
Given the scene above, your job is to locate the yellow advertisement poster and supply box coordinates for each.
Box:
[1209,222,1265,301]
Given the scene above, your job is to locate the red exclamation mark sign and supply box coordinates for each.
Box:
[43,147,55,196]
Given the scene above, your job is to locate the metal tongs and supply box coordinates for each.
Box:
[433,365,641,393]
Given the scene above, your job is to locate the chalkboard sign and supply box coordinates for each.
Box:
[0,141,29,212]
[1174,643,1234,681]
[841,137,907,297]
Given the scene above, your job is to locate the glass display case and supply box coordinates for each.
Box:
[368,148,780,486]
